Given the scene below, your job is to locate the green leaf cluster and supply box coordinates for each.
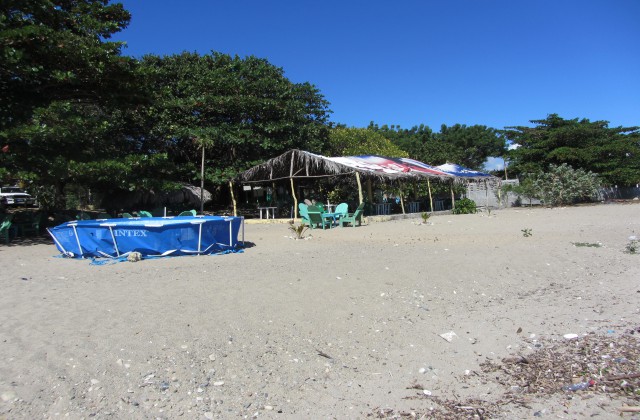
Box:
[451,197,477,214]
[327,127,407,157]
[368,123,506,169]
[504,114,640,186]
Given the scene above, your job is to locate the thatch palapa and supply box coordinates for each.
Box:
[232,150,501,217]
[235,149,455,184]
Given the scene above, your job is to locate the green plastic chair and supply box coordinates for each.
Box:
[121,212,133,218]
[307,204,324,213]
[334,203,349,219]
[298,203,310,225]
[340,202,365,227]
[138,211,152,217]
[0,218,12,244]
[306,210,332,230]
[179,209,197,216]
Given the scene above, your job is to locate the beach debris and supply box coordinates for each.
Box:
[316,349,333,359]
[127,251,142,262]
[418,367,426,374]
[213,381,224,386]
[571,241,602,248]
[439,331,458,342]
[1,390,17,402]
[406,380,426,390]
[208,353,216,361]
[516,327,522,334]
[501,355,529,365]
[562,379,595,391]
[563,333,579,339]
[620,406,640,413]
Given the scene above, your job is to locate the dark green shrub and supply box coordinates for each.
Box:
[452,198,477,214]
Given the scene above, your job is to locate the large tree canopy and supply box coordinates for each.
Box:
[504,114,640,186]
[0,2,332,208]
[0,0,155,207]
[142,52,332,184]
[0,0,136,128]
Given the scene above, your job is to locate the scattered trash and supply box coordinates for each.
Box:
[571,241,602,248]
[562,379,595,391]
[563,333,578,340]
[439,331,458,342]
[127,252,142,262]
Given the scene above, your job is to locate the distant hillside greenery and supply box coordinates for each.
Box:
[1,2,638,210]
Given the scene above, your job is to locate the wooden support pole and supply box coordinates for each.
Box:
[450,182,456,210]
[229,181,237,216]
[485,180,489,211]
[290,178,297,219]
[356,172,363,204]
[427,179,434,213]
[290,151,297,219]
[399,182,405,214]
[200,145,205,215]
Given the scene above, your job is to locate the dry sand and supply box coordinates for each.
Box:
[0,203,639,419]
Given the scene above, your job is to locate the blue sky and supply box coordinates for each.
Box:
[112,0,639,133]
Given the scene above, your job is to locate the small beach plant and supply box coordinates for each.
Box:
[421,212,430,224]
[625,236,639,254]
[522,228,532,237]
[288,220,309,239]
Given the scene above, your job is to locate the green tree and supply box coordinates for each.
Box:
[327,127,408,157]
[0,0,136,128]
[0,0,149,207]
[142,52,332,185]
[504,114,640,186]
[529,163,601,207]
[435,124,506,170]
[368,122,505,169]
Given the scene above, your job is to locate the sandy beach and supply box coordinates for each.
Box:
[1,203,639,419]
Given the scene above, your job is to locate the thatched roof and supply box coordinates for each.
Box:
[235,149,457,184]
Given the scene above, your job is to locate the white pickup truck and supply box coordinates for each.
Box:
[0,186,37,207]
